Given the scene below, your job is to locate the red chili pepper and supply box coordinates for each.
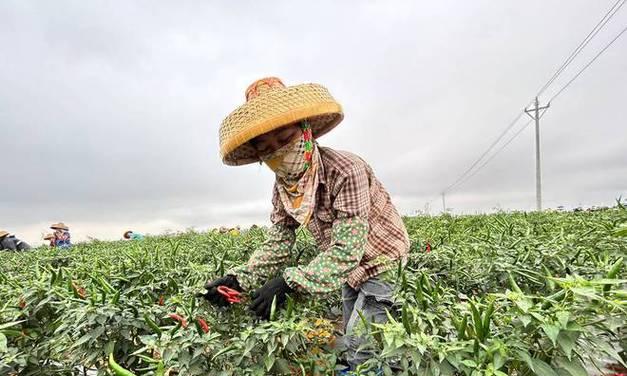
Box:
[158,295,164,306]
[196,316,209,333]
[168,313,188,328]
[18,297,26,309]
[72,281,87,299]
[426,242,432,253]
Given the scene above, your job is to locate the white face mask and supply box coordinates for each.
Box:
[260,133,308,184]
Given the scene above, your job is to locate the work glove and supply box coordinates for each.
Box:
[249,276,293,320]
[200,275,242,306]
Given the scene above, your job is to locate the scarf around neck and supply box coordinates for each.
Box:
[260,123,320,225]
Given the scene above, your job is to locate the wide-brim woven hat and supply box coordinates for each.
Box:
[43,233,54,240]
[0,230,9,238]
[219,77,344,166]
[50,222,69,230]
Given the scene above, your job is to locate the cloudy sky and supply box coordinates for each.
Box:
[1,1,626,245]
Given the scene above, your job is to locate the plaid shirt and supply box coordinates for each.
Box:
[230,146,409,293]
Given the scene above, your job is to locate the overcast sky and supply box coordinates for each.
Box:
[1,1,626,245]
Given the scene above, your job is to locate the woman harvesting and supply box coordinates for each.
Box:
[203,77,409,370]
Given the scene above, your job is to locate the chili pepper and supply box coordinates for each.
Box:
[196,316,210,334]
[143,314,162,335]
[426,242,432,253]
[401,304,412,335]
[458,315,468,340]
[482,301,495,340]
[108,353,137,376]
[111,290,121,305]
[158,295,164,306]
[469,301,484,341]
[168,313,188,328]
[508,273,522,294]
[604,256,624,294]
[18,297,26,309]
[71,281,87,299]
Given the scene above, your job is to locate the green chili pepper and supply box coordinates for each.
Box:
[402,304,412,335]
[458,315,468,340]
[143,314,162,335]
[508,273,522,294]
[482,301,495,340]
[604,257,624,293]
[108,353,136,376]
[469,301,483,340]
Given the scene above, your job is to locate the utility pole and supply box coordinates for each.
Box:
[441,192,446,213]
[525,97,550,211]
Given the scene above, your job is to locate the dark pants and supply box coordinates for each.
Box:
[342,278,394,369]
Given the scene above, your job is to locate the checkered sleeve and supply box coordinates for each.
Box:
[284,165,371,294]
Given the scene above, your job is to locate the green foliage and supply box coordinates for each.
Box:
[1,209,626,375]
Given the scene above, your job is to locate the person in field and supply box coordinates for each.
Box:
[51,222,71,248]
[202,77,409,370]
[0,230,31,251]
[123,230,144,240]
[43,233,56,247]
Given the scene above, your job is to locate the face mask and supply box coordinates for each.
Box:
[260,133,308,183]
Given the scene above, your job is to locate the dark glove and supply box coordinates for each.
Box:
[249,276,293,320]
[200,275,242,306]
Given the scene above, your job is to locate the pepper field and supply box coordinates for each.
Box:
[1,207,626,375]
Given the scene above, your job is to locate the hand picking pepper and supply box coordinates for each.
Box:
[200,275,242,306]
[249,276,293,320]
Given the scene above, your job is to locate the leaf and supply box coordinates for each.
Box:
[541,324,560,346]
[516,299,533,313]
[493,352,505,370]
[0,333,7,353]
[71,332,93,349]
[0,320,25,330]
[462,359,478,368]
[556,331,578,359]
[596,340,626,367]
[555,357,587,376]
[531,358,559,376]
[555,311,570,329]
[515,350,535,372]
[264,353,275,371]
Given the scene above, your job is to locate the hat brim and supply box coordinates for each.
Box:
[51,225,69,231]
[0,231,9,238]
[219,83,343,166]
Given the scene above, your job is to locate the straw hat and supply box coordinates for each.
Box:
[43,233,55,240]
[0,230,9,238]
[219,77,344,166]
[50,222,69,230]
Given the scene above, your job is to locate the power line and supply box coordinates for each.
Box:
[442,111,526,193]
[441,2,626,196]
[536,0,625,98]
[549,23,627,102]
[451,119,534,191]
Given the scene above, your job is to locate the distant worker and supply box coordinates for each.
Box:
[0,230,31,251]
[43,233,56,247]
[51,222,71,248]
[123,230,144,240]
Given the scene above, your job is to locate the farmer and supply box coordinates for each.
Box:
[123,230,144,240]
[51,222,71,248]
[202,77,409,370]
[43,233,56,247]
[0,230,31,251]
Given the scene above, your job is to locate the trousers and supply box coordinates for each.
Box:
[342,277,394,369]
